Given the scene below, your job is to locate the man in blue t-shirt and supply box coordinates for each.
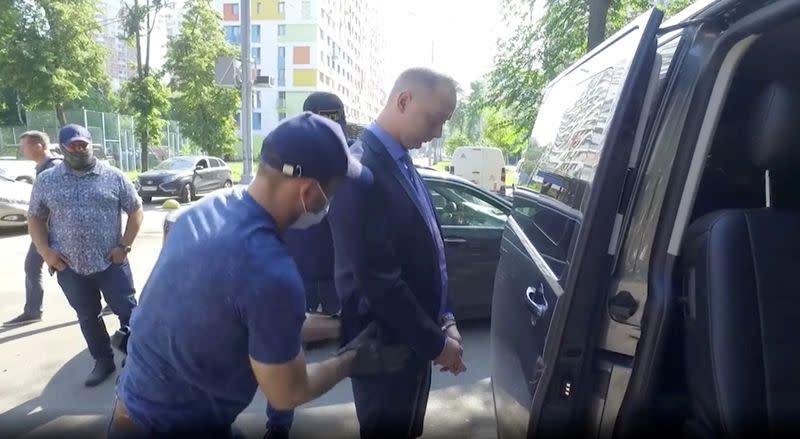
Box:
[265,91,349,439]
[110,113,408,438]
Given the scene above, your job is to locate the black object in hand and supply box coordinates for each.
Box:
[111,325,130,355]
[336,322,412,377]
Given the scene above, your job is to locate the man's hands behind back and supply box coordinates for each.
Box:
[336,322,412,377]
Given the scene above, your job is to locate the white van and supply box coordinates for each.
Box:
[451,146,506,193]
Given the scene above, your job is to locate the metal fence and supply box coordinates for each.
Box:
[0,110,187,172]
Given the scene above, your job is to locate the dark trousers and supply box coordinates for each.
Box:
[56,261,137,360]
[24,242,44,315]
[303,277,340,315]
[352,360,432,439]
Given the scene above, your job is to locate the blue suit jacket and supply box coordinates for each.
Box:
[328,129,448,361]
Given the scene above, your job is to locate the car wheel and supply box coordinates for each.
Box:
[180,183,193,204]
[223,180,232,189]
[142,196,152,204]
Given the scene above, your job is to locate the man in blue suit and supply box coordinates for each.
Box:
[328,67,467,438]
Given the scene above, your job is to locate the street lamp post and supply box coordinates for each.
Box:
[240,0,254,184]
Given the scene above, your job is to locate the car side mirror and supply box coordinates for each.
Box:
[195,165,203,171]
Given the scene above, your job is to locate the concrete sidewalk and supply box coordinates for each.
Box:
[0,211,497,439]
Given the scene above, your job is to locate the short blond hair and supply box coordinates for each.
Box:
[19,130,50,148]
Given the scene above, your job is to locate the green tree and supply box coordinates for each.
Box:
[165,0,240,158]
[0,0,110,126]
[486,0,695,150]
[120,75,170,162]
[120,0,171,171]
[481,106,526,161]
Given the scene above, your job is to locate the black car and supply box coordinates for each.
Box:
[162,168,511,320]
[490,1,800,438]
[137,156,232,204]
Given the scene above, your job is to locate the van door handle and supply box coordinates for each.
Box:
[525,284,549,326]
[444,237,467,244]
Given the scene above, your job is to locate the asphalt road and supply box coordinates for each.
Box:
[0,202,496,439]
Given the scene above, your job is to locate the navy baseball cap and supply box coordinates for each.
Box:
[303,92,346,128]
[59,124,92,146]
[261,112,372,185]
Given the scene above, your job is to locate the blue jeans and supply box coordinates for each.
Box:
[56,261,137,360]
[24,242,44,315]
[266,403,294,430]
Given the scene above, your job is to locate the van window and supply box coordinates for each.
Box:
[519,25,652,213]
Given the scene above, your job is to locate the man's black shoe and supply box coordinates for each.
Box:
[85,357,116,387]
[3,312,42,327]
[263,425,290,439]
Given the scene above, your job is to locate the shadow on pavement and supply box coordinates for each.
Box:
[0,348,119,439]
[0,321,494,439]
[0,320,79,343]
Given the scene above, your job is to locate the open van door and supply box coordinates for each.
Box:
[490,9,663,438]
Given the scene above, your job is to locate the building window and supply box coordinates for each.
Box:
[253,112,262,131]
[278,25,286,36]
[232,3,240,15]
[224,25,240,44]
[301,0,312,19]
[251,47,261,65]
[278,1,285,13]
[277,46,286,68]
[278,69,286,86]
[251,25,260,43]
[255,91,262,108]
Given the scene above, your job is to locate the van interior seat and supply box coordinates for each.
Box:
[680,80,800,437]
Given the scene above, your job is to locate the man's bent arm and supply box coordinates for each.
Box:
[328,181,445,360]
[250,350,353,410]
[28,216,50,254]
[121,207,144,247]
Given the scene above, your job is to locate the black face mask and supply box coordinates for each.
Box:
[64,148,95,171]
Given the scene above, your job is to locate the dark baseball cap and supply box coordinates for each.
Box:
[261,112,372,185]
[59,124,92,146]
[303,92,346,127]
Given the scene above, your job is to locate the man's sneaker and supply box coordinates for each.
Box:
[85,357,116,387]
[3,312,42,328]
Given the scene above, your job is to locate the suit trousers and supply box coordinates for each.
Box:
[352,359,432,439]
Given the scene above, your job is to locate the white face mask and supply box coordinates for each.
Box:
[290,182,330,230]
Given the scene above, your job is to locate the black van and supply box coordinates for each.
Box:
[489,0,800,437]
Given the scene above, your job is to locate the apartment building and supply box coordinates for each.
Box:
[96,0,137,90]
[218,0,387,135]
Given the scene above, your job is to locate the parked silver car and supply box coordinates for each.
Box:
[0,172,31,229]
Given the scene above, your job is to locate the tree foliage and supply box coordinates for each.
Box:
[165,0,240,158]
[485,0,696,154]
[120,75,170,155]
[443,80,529,161]
[0,0,109,126]
[120,0,171,171]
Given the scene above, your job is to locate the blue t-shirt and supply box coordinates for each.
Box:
[117,186,306,434]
